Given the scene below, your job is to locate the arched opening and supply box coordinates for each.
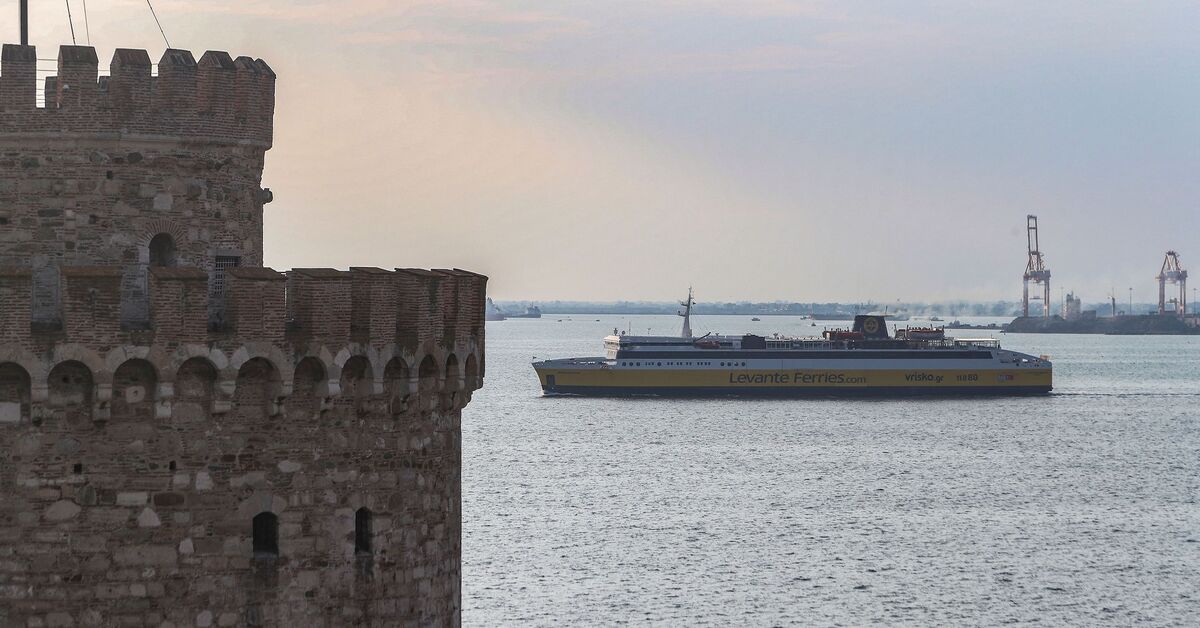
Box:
[48,360,94,423]
[234,358,280,420]
[355,507,372,555]
[174,357,216,421]
[148,233,177,267]
[0,362,31,424]
[339,356,373,402]
[383,358,411,416]
[418,355,439,394]
[444,354,461,392]
[111,358,157,420]
[464,354,480,390]
[252,512,279,557]
[289,357,326,416]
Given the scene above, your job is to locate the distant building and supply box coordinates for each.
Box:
[1063,292,1082,320]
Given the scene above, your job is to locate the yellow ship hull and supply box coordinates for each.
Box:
[534,366,1052,396]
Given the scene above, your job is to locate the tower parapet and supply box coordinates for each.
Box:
[0,44,274,145]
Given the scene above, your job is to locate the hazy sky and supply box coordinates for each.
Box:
[13,1,1200,302]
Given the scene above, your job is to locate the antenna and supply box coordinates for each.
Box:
[20,0,29,45]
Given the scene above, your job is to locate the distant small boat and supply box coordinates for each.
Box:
[751,317,761,321]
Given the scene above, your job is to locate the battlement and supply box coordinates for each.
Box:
[0,43,274,147]
[0,265,486,356]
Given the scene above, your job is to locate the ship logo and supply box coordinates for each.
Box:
[863,318,880,334]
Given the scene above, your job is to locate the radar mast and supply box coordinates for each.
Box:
[678,288,694,339]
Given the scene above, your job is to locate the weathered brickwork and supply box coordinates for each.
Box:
[1,43,485,627]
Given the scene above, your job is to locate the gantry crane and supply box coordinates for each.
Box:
[1023,215,1051,317]
[1156,251,1187,317]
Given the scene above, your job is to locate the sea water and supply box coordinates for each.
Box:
[462,315,1200,625]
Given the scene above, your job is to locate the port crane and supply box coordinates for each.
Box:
[1156,251,1187,317]
[1022,215,1051,317]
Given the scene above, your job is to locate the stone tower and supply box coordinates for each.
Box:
[0,43,484,627]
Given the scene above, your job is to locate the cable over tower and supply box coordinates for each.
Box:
[1156,251,1187,317]
[1022,215,1051,318]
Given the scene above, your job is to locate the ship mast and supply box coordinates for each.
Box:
[678,287,694,339]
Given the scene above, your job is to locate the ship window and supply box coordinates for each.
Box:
[657,362,662,366]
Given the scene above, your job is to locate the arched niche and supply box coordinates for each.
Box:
[111,358,157,421]
[383,358,411,416]
[175,357,217,421]
[290,356,327,415]
[48,360,94,424]
[0,362,32,424]
[417,355,439,394]
[464,354,480,390]
[234,357,281,421]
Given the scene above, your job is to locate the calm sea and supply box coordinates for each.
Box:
[462,315,1200,626]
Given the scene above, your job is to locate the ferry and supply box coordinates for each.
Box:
[532,291,1052,397]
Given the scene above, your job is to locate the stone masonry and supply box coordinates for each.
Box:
[0,43,485,627]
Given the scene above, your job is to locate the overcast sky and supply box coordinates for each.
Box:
[14,0,1200,302]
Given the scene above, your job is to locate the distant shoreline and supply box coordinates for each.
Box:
[492,300,1159,318]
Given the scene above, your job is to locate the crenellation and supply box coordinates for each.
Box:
[60,266,123,344]
[109,48,152,114]
[55,45,100,110]
[154,48,197,115]
[1,38,483,626]
[148,266,209,346]
[286,268,352,345]
[0,267,32,345]
[225,267,287,344]
[350,267,400,345]
[394,268,442,349]
[197,51,237,119]
[0,44,36,110]
[0,45,274,145]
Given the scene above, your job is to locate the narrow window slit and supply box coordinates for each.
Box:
[253,512,278,557]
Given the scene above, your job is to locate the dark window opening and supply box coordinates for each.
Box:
[355,508,372,555]
[252,512,278,557]
[148,233,177,267]
[72,463,83,474]
[211,255,241,298]
[168,460,177,471]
